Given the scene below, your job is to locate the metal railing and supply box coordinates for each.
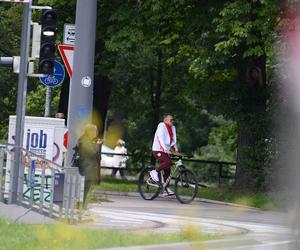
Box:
[0,145,5,202]
[100,151,237,185]
[177,158,236,185]
[0,143,84,223]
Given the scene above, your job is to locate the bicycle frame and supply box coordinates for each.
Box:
[156,159,184,189]
[161,159,183,189]
[140,156,198,203]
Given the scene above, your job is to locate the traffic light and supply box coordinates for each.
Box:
[39,9,57,74]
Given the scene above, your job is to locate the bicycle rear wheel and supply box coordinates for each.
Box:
[138,166,162,200]
[175,169,198,204]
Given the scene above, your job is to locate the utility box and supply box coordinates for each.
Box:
[53,173,65,203]
[5,116,67,202]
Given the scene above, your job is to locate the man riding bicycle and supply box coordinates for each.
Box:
[150,113,181,196]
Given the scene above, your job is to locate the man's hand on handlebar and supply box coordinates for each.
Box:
[172,151,183,157]
[166,150,183,158]
[166,149,172,155]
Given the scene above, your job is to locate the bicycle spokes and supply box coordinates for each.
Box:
[175,169,198,204]
[138,167,161,200]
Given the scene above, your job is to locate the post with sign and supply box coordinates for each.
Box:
[66,0,98,166]
[39,60,65,117]
[10,0,32,204]
[1,0,60,204]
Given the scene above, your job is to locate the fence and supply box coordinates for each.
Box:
[0,143,83,223]
[100,152,237,185]
[178,158,236,186]
[0,145,237,223]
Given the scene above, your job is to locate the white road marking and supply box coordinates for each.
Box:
[91,208,290,233]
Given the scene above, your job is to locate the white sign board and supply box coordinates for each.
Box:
[7,116,66,163]
[8,120,55,160]
[63,24,76,46]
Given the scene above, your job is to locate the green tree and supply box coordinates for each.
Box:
[187,0,279,190]
[103,1,223,163]
[0,4,22,139]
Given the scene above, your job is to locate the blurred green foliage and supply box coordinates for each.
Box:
[0,0,284,191]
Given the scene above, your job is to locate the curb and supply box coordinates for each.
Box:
[93,190,260,210]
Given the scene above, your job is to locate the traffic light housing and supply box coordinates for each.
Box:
[39,9,57,74]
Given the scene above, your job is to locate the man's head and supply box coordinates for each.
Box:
[55,113,65,119]
[163,113,174,126]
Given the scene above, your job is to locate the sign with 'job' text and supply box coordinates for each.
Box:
[8,118,54,160]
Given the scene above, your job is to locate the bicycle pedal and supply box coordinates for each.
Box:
[146,179,159,186]
[162,192,175,197]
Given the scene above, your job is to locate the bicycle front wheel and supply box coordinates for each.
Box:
[138,166,162,200]
[175,169,198,204]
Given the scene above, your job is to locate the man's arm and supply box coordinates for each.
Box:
[171,126,178,152]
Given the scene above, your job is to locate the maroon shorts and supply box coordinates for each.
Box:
[152,151,172,179]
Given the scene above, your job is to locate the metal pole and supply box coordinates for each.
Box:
[10,0,32,204]
[44,87,52,117]
[103,117,108,141]
[66,0,98,166]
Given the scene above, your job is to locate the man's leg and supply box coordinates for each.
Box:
[111,168,117,177]
[152,152,174,195]
[150,151,172,182]
[120,169,127,180]
[163,167,171,182]
[154,152,172,172]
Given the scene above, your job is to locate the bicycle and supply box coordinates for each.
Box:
[138,155,199,204]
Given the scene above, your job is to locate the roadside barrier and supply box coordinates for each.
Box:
[100,152,236,185]
[0,143,83,223]
[0,145,237,223]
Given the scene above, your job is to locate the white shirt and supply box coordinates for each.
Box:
[152,122,178,152]
[112,146,128,168]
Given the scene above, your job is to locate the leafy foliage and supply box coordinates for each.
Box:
[0,0,283,192]
[199,117,237,162]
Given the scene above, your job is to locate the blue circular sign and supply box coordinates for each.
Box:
[39,60,65,87]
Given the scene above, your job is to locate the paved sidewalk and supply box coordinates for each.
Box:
[93,190,260,210]
[0,202,55,224]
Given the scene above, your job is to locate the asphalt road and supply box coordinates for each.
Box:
[85,193,300,250]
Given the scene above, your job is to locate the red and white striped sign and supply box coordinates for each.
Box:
[58,45,74,78]
[0,0,29,3]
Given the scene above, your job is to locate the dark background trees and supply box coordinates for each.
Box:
[0,0,282,191]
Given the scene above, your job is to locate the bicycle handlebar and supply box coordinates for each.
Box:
[169,153,183,160]
[169,153,195,161]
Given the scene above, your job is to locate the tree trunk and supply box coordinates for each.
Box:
[57,73,70,124]
[93,74,112,136]
[150,48,163,165]
[235,56,267,190]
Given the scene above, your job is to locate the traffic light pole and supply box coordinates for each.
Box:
[66,0,98,166]
[10,0,32,204]
[44,87,51,117]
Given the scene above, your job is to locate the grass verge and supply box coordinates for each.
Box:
[97,176,277,210]
[0,219,217,250]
